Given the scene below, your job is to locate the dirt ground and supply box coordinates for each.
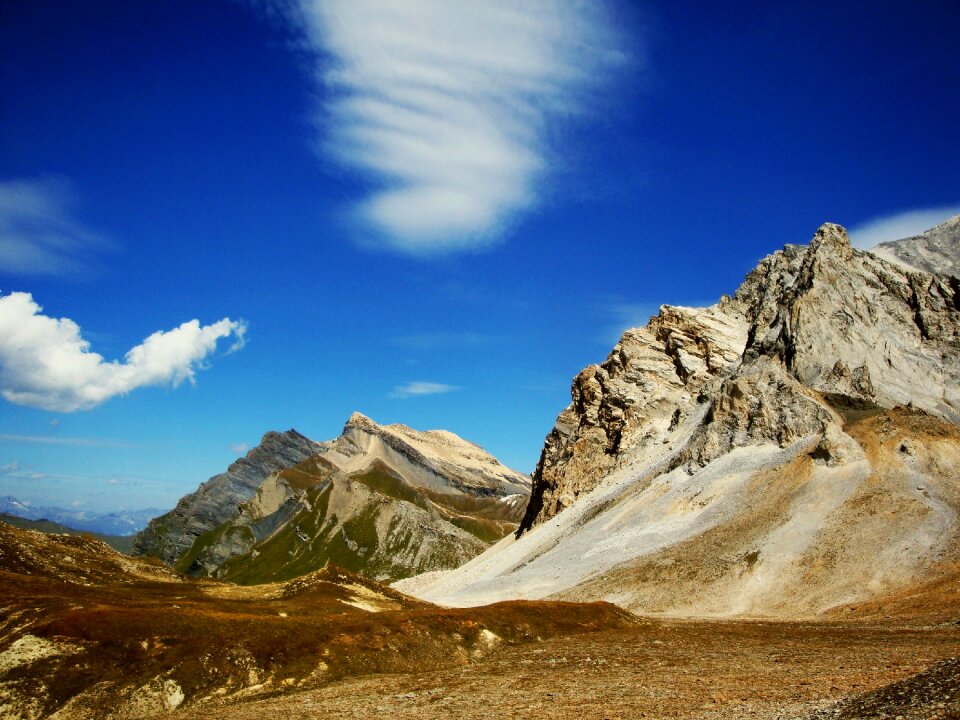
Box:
[170,617,960,720]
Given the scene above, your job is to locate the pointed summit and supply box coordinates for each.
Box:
[809,222,852,255]
[344,411,379,433]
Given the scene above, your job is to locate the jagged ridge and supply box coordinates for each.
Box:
[399,222,960,619]
[166,414,531,584]
[133,429,325,565]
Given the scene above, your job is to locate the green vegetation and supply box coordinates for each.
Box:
[174,521,237,574]
[174,458,521,586]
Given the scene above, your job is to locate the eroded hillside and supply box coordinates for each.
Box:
[0,521,635,719]
[400,223,960,618]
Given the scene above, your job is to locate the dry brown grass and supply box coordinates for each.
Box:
[0,522,637,719]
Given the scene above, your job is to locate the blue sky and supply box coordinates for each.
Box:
[1,0,958,512]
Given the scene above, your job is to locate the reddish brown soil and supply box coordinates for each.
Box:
[0,523,637,718]
[5,508,960,720]
[170,619,960,720]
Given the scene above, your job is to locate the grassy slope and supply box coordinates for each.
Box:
[189,459,522,585]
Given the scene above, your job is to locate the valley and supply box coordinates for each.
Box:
[172,618,960,720]
[2,217,959,718]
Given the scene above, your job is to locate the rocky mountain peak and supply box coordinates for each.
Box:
[519,220,960,534]
[333,412,531,497]
[808,222,852,255]
[134,428,325,565]
[407,218,960,620]
[344,411,379,433]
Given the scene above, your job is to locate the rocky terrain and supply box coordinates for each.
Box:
[167,619,960,720]
[143,414,530,584]
[134,430,324,564]
[0,520,635,719]
[870,213,960,276]
[400,222,960,618]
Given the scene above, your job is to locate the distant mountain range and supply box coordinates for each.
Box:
[0,496,160,537]
[0,512,135,553]
[135,413,530,584]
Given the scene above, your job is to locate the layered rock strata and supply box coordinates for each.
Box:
[520,223,959,533]
[134,430,324,564]
[146,414,530,584]
[400,222,960,618]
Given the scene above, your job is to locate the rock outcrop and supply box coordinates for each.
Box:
[133,430,325,565]
[520,223,959,534]
[400,221,960,618]
[519,300,749,531]
[169,413,531,583]
[869,213,960,277]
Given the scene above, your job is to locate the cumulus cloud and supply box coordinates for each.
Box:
[294,0,626,252]
[0,291,247,411]
[0,178,115,276]
[848,204,960,249]
[388,381,460,399]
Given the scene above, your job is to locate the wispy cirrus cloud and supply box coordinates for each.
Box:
[292,0,627,253]
[848,204,960,249]
[0,177,116,277]
[388,381,460,399]
[0,291,247,412]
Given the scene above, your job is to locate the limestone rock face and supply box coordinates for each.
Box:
[332,412,532,497]
[869,213,960,277]
[400,221,960,618]
[133,430,324,565]
[520,222,960,534]
[171,413,530,583]
[520,301,749,531]
[738,223,960,422]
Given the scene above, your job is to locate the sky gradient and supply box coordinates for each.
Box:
[1,0,959,512]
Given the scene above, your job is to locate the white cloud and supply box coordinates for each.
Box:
[0,178,115,276]
[388,380,460,399]
[0,291,247,411]
[230,442,250,455]
[0,461,20,475]
[294,0,626,252]
[848,204,960,249]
